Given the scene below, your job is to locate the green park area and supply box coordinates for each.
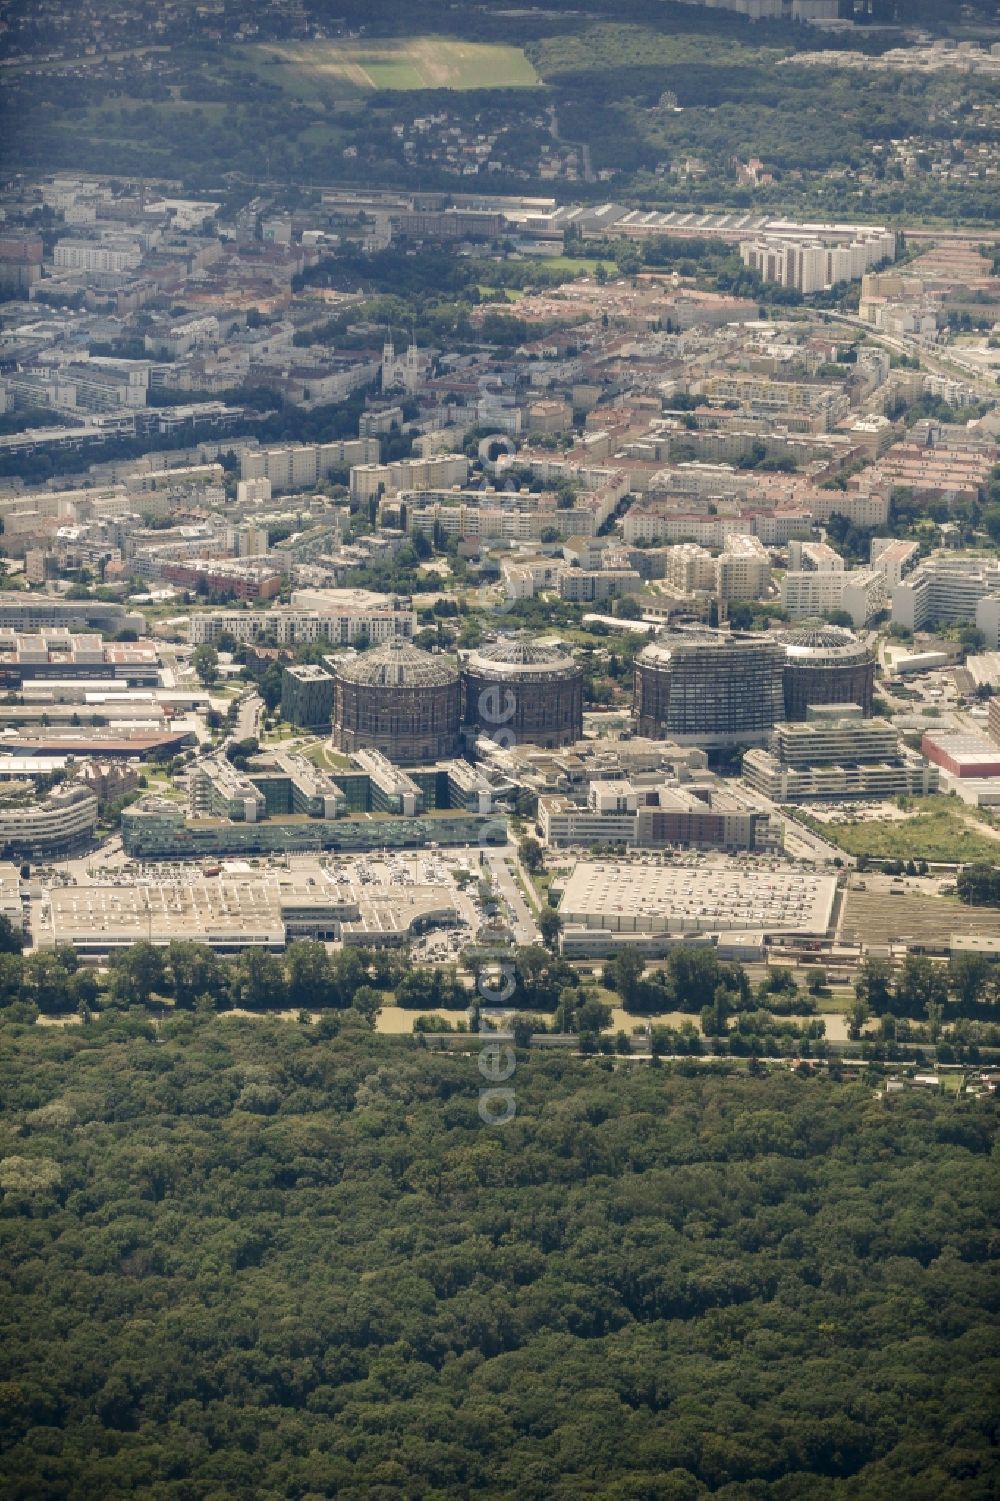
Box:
[531,255,608,276]
[0,1008,995,1497]
[303,741,354,773]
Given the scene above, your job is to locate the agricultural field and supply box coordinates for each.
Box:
[241,38,540,100]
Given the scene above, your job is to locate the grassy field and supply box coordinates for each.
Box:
[242,38,540,100]
[303,741,354,772]
[533,255,607,276]
[804,797,1000,865]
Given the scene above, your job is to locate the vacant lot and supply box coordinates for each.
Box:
[805,796,1000,865]
[243,38,540,99]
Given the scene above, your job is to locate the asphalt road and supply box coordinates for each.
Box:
[233,691,263,743]
[485,848,539,947]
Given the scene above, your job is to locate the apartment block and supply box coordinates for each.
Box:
[280,664,335,730]
[781,567,887,627]
[787,540,844,573]
[52,238,143,274]
[806,487,891,530]
[870,537,920,589]
[241,440,379,492]
[189,591,416,647]
[739,228,895,294]
[716,534,771,602]
[235,476,272,506]
[350,454,468,503]
[892,556,1000,632]
[558,569,642,603]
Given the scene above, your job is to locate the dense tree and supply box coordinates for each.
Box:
[234,947,287,1011]
[895,953,949,1020]
[518,835,544,874]
[0,913,22,955]
[949,951,995,1010]
[0,1012,994,1498]
[538,906,563,952]
[284,940,340,1011]
[855,956,894,1013]
[165,940,223,1010]
[109,941,164,1007]
[606,948,645,1009]
[191,643,219,685]
[957,862,1000,907]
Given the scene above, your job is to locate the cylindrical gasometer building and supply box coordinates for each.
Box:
[463,638,583,749]
[634,631,785,746]
[781,624,875,720]
[332,639,461,764]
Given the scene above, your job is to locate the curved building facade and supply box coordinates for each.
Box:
[781,624,875,720]
[332,639,461,764]
[463,638,583,749]
[0,783,98,859]
[634,632,785,746]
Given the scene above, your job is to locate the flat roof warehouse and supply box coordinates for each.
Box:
[557,862,837,950]
[39,867,462,953]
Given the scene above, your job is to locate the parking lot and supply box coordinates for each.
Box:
[807,799,914,826]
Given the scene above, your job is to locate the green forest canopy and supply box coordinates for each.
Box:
[0,1010,996,1499]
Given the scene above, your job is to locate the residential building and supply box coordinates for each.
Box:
[781,567,888,627]
[241,440,380,491]
[787,540,844,573]
[716,534,771,602]
[281,664,336,730]
[892,556,1000,634]
[870,537,920,589]
[558,569,642,603]
[634,632,786,746]
[739,228,895,293]
[189,592,416,647]
[0,783,98,859]
[52,238,143,274]
[156,559,283,603]
[350,454,468,502]
[236,476,272,506]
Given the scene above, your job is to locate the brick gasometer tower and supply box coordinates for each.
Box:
[462,638,583,750]
[331,638,461,765]
[781,624,875,721]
